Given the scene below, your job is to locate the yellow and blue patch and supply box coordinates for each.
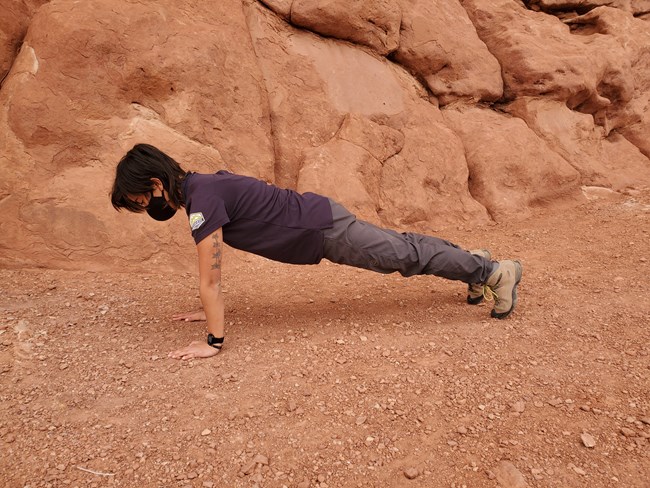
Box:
[189,212,205,231]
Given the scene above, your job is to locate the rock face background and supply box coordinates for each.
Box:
[1,0,649,271]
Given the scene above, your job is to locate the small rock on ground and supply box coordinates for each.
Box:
[494,461,528,488]
[404,467,419,480]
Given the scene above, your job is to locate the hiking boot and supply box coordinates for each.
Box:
[467,249,491,305]
[485,260,523,319]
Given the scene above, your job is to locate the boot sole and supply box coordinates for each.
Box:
[491,261,522,320]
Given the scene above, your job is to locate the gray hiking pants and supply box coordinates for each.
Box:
[322,200,495,284]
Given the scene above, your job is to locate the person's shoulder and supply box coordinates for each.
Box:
[191,170,241,182]
[184,172,217,198]
[191,170,263,190]
[186,171,243,197]
[188,171,230,184]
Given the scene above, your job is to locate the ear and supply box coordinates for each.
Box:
[150,177,164,191]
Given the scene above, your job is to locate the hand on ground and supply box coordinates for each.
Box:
[172,309,207,322]
[168,341,220,360]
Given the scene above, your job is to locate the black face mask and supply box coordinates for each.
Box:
[146,192,177,221]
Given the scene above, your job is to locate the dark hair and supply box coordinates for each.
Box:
[111,144,187,212]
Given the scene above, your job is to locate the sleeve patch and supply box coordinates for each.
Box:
[189,212,206,231]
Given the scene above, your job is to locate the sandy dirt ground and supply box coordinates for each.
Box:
[1,189,649,488]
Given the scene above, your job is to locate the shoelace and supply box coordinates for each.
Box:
[483,285,499,303]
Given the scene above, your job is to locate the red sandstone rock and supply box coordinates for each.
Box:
[442,104,582,221]
[0,0,648,270]
[506,97,650,190]
[528,0,650,16]
[297,114,403,222]
[291,0,401,56]
[0,0,46,79]
[258,0,292,19]
[394,0,503,104]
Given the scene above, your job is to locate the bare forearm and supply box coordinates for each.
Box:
[200,283,225,338]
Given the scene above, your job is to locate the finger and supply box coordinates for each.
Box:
[169,347,188,358]
[172,311,192,318]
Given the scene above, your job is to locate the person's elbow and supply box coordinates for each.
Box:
[200,273,222,293]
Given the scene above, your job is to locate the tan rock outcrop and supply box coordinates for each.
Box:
[0,0,648,271]
[563,7,650,133]
[620,111,650,159]
[1,0,275,270]
[291,0,401,56]
[442,104,582,221]
[460,1,645,131]
[464,1,650,172]
[258,0,292,19]
[393,0,503,104]
[506,97,650,189]
[248,3,488,231]
[0,0,47,80]
[378,103,489,229]
[297,115,403,221]
[527,0,650,17]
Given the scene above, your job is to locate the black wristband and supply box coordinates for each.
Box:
[207,333,224,349]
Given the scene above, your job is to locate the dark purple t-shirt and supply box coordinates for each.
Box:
[182,171,333,264]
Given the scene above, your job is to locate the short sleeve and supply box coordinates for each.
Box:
[188,191,230,245]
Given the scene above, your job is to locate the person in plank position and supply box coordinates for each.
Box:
[111,144,522,360]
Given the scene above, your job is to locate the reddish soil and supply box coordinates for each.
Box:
[1,189,649,488]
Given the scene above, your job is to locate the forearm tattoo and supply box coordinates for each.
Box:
[211,232,222,270]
